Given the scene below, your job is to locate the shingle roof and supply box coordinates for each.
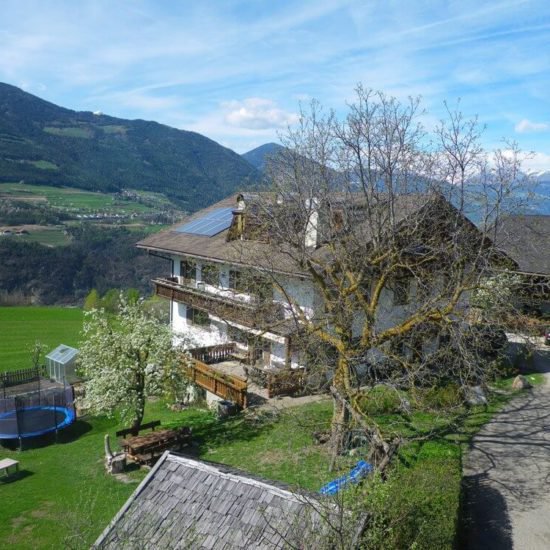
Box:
[94,452,328,550]
[495,215,550,275]
[137,192,439,276]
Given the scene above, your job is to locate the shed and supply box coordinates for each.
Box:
[94,452,330,549]
[45,345,79,383]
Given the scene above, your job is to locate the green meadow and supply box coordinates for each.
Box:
[0,307,83,371]
[0,182,162,214]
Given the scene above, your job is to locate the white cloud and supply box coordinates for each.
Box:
[515,118,549,133]
[522,151,550,173]
[223,98,298,130]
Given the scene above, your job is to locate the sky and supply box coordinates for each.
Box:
[1,0,549,170]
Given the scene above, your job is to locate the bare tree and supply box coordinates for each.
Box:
[240,87,529,460]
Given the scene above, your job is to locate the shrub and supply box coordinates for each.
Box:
[361,455,461,550]
[358,385,403,415]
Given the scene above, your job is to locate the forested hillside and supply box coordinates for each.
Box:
[0,83,259,211]
[0,226,166,304]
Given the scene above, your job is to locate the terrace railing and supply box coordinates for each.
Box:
[153,277,286,329]
[188,343,237,364]
[184,359,248,409]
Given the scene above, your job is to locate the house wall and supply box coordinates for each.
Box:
[168,255,450,370]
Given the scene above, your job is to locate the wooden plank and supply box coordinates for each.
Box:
[184,359,248,408]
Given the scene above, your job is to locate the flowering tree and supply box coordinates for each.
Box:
[78,298,189,434]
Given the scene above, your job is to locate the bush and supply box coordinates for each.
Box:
[358,385,403,415]
[488,356,519,379]
[361,455,461,550]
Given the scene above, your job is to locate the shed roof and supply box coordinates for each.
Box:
[94,452,327,550]
[495,215,550,276]
[45,344,79,365]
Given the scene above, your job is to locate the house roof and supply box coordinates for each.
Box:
[495,215,550,276]
[94,452,327,550]
[137,192,442,276]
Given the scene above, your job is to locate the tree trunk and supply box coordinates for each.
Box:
[329,353,353,469]
[329,394,351,470]
[130,385,146,436]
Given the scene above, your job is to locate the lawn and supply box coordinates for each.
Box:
[0,307,83,372]
[0,400,337,549]
[0,307,540,548]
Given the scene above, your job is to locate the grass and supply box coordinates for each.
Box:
[0,183,158,214]
[0,307,83,371]
[18,227,70,247]
[43,126,93,139]
[0,400,337,549]
[28,160,58,171]
[0,307,543,548]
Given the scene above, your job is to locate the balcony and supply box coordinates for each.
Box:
[153,277,286,329]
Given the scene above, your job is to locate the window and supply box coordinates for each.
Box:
[227,324,248,345]
[201,264,219,286]
[180,260,196,281]
[228,270,245,292]
[392,279,409,306]
[186,307,210,327]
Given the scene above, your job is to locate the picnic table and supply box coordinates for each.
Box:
[121,427,192,464]
[0,458,19,477]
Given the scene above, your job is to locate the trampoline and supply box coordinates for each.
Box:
[0,405,75,439]
[0,367,76,444]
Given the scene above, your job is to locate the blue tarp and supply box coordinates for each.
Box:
[319,460,373,496]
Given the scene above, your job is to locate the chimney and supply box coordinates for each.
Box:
[304,198,319,248]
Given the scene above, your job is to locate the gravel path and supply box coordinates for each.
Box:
[461,346,550,549]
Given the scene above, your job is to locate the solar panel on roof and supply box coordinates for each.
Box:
[175,207,234,236]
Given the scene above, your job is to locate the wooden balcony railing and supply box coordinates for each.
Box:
[189,343,237,364]
[153,277,285,329]
[184,359,248,408]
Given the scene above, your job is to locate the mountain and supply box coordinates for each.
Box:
[529,172,550,215]
[242,142,285,171]
[0,83,259,211]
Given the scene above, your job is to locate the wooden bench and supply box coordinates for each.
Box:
[0,458,19,477]
[115,420,161,439]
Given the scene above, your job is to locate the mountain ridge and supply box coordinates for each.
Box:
[0,82,259,211]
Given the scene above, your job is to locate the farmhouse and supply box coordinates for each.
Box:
[137,192,485,403]
[93,451,328,549]
[495,214,550,314]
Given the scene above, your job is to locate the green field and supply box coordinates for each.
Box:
[0,183,165,214]
[0,307,83,371]
[17,227,71,247]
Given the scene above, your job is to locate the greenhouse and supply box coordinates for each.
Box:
[45,344,79,384]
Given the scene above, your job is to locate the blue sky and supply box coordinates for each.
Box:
[1,0,549,170]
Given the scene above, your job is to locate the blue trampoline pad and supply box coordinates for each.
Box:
[0,406,76,439]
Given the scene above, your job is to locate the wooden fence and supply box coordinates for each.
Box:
[185,359,248,408]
